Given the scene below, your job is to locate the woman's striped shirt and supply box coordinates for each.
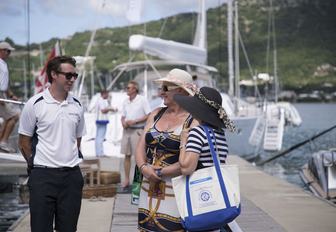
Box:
[186,125,228,169]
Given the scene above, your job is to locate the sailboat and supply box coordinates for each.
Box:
[78,0,303,158]
[223,0,302,159]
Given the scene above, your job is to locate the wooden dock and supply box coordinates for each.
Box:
[5,155,336,232]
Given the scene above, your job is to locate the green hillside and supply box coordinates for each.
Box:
[5,0,336,97]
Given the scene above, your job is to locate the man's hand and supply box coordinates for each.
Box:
[126,120,137,126]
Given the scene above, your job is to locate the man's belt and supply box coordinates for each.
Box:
[33,165,79,171]
[128,126,144,129]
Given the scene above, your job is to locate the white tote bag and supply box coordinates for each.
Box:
[172,165,240,218]
[172,126,240,231]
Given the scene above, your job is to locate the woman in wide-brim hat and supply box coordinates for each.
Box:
[174,86,236,173]
[174,86,235,231]
[135,68,198,231]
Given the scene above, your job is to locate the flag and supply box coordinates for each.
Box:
[126,0,144,23]
[34,41,61,94]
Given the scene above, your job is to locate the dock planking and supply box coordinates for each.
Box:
[5,155,336,232]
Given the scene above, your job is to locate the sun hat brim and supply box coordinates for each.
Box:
[153,68,194,96]
[173,94,225,128]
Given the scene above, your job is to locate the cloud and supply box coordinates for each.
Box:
[0,0,24,16]
[33,0,88,16]
[89,0,128,16]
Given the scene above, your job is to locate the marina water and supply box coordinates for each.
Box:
[1,103,336,231]
[257,103,336,188]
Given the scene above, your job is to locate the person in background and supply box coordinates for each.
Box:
[0,41,20,153]
[95,89,117,157]
[120,80,151,189]
[18,56,86,232]
[135,68,197,231]
[175,86,236,232]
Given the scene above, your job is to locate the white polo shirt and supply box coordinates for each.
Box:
[18,88,86,167]
[96,96,109,122]
[122,94,151,128]
[0,58,9,92]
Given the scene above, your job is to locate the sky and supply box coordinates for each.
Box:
[0,0,226,46]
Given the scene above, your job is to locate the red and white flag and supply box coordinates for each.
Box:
[34,41,61,94]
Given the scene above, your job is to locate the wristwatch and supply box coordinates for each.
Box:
[155,168,162,178]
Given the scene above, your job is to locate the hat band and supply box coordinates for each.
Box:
[195,90,236,132]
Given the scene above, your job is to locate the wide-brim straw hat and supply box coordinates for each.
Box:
[154,68,194,95]
[174,86,236,131]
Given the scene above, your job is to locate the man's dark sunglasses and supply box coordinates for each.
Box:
[160,85,179,92]
[57,71,79,80]
[1,49,11,54]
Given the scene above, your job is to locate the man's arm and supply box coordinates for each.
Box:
[127,114,149,126]
[121,115,128,129]
[77,137,82,150]
[18,134,33,165]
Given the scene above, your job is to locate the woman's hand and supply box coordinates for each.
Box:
[142,165,161,183]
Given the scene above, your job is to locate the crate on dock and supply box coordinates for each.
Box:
[100,171,121,185]
[82,184,117,198]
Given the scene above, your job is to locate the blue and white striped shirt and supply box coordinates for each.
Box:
[186,125,228,169]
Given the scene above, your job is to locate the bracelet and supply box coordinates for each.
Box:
[139,163,148,172]
[179,144,186,149]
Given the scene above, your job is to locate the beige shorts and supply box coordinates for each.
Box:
[0,103,20,120]
[120,128,143,156]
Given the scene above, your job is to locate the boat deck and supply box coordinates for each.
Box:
[6,155,336,232]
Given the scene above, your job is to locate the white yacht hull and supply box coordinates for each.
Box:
[226,116,258,159]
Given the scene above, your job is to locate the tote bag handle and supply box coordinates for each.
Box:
[185,125,231,217]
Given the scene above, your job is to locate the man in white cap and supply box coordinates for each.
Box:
[0,41,20,153]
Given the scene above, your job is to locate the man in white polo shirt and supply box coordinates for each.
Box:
[121,80,151,189]
[0,41,20,153]
[18,56,86,232]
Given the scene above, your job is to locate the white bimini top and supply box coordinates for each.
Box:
[18,89,86,167]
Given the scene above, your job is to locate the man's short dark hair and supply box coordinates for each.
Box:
[100,89,108,95]
[46,56,76,83]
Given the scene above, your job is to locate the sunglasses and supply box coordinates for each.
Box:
[57,71,79,80]
[161,85,180,92]
[1,49,11,54]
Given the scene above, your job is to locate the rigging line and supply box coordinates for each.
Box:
[106,55,135,91]
[157,17,168,38]
[256,124,336,166]
[78,0,106,98]
[238,30,254,80]
[238,29,261,100]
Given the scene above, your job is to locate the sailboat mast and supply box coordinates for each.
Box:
[193,0,207,53]
[271,0,278,102]
[227,0,234,96]
[234,0,240,113]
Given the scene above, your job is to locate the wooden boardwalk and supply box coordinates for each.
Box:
[6,155,336,232]
[110,194,285,232]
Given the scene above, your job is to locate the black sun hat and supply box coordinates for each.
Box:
[174,87,236,131]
